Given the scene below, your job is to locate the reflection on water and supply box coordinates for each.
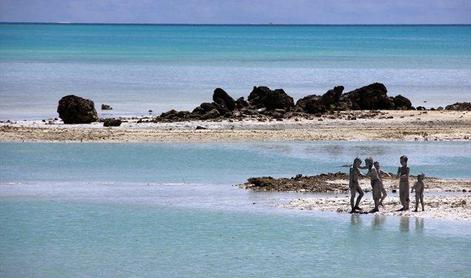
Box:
[352,214,425,233]
[351,214,362,225]
[372,214,387,227]
[400,216,410,232]
[415,217,424,232]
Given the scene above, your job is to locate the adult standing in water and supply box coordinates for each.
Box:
[349,158,364,213]
[397,155,410,211]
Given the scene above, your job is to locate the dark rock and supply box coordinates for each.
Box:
[321,86,344,107]
[416,106,426,110]
[158,109,191,121]
[103,118,122,127]
[200,102,219,113]
[57,95,98,124]
[295,86,346,114]
[160,109,178,118]
[248,86,294,111]
[192,106,206,115]
[445,102,471,111]
[235,97,249,109]
[213,88,236,111]
[193,102,229,116]
[176,111,190,118]
[200,109,220,120]
[101,104,113,110]
[342,83,394,110]
[393,95,412,110]
[243,172,349,192]
[295,95,326,114]
[271,111,284,119]
[195,126,207,130]
[193,102,216,115]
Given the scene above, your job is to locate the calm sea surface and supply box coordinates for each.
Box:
[1,141,471,277]
[1,24,470,120]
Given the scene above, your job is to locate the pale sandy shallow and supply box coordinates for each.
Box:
[281,178,471,221]
[1,110,470,142]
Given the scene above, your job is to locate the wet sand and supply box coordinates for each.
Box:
[284,194,471,221]
[274,178,471,221]
[1,110,470,142]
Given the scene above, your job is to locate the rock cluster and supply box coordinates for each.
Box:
[154,83,413,122]
[57,95,98,124]
[240,172,432,193]
[240,172,349,193]
[445,102,471,111]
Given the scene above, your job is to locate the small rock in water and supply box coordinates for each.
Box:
[195,126,207,130]
[101,104,113,110]
[103,118,122,127]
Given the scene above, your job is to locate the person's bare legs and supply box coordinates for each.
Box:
[369,198,379,213]
[414,195,419,212]
[370,184,381,213]
[354,187,364,211]
[399,182,410,211]
[398,183,405,211]
[350,188,357,213]
[420,194,424,211]
[379,187,387,207]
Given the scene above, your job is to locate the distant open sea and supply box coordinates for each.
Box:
[0,24,470,120]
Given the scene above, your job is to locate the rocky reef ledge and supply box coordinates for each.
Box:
[239,172,471,194]
[240,172,350,193]
[53,82,470,126]
[154,83,415,123]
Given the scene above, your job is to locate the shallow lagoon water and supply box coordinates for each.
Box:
[1,141,471,277]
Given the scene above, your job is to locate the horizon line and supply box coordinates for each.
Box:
[1,22,470,26]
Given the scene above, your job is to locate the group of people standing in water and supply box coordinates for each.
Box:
[349,155,425,214]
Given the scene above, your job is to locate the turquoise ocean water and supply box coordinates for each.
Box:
[1,24,471,120]
[1,142,471,277]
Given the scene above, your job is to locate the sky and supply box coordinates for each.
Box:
[0,0,470,24]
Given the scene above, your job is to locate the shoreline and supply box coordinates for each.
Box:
[1,110,470,143]
[282,193,471,221]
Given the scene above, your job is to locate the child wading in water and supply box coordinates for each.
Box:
[349,158,364,213]
[373,161,390,207]
[396,155,410,211]
[411,174,425,212]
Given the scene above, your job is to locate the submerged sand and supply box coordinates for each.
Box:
[1,110,470,142]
